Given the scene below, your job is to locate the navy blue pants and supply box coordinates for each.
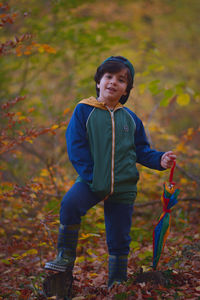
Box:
[60,182,134,256]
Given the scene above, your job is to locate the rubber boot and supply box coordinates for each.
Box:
[108,255,128,288]
[45,224,80,272]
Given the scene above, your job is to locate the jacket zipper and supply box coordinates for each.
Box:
[108,109,115,195]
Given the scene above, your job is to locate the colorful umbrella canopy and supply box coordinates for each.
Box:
[153,161,180,270]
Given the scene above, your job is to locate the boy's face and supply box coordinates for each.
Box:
[97,68,128,105]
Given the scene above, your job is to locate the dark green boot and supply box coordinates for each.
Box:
[108,255,128,288]
[45,248,75,272]
[45,224,80,272]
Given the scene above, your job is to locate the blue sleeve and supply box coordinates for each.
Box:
[125,108,165,170]
[66,104,94,182]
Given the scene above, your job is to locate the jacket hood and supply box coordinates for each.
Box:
[79,96,124,110]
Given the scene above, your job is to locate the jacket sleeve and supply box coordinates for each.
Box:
[134,114,165,170]
[66,104,94,182]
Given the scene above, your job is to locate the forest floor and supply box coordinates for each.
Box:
[1,201,200,299]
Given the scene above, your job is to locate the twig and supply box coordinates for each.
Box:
[176,164,200,184]
[41,220,57,250]
[46,162,61,198]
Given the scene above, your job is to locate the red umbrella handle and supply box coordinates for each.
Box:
[169,160,176,184]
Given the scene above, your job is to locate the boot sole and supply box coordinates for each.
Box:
[44,262,70,272]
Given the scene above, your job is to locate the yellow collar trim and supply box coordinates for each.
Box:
[79,96,123,110]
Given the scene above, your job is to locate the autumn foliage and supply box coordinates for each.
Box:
[0,1,200,299]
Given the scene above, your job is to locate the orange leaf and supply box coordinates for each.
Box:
[24,50,31,55]
[28,107,35,113]
[63,108,70,115]
[51,124,59,130]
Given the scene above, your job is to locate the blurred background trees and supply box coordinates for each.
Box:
[1,0,199,185]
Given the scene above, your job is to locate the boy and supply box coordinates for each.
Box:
[45,56,176,288]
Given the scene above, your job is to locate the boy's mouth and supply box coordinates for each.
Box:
[107,87,117,92]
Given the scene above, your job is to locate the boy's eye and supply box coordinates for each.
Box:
[119,77,127,83]
[104,74,127,83]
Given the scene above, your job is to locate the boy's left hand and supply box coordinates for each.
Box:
[161,151,176,169]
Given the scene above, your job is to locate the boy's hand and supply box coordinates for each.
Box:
[161,151,176,169]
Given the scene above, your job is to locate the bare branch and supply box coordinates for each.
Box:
[176,164,200,184]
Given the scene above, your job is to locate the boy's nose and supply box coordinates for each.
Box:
[110,77,117,84]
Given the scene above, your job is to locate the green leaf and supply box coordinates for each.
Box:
[12,253,20,258]
[148,80,161,95]
[175,82,185,94]
[160,89,174,107]
[96,222,105,230]
[160,97,170,107]
[1,259,11,265]
[130,241,140,250]
[138,250,152,259]
[115,292,128,300]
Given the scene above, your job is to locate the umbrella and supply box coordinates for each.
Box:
[153,161,180,270]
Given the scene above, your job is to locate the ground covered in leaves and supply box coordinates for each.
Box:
[1,199,200,299]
